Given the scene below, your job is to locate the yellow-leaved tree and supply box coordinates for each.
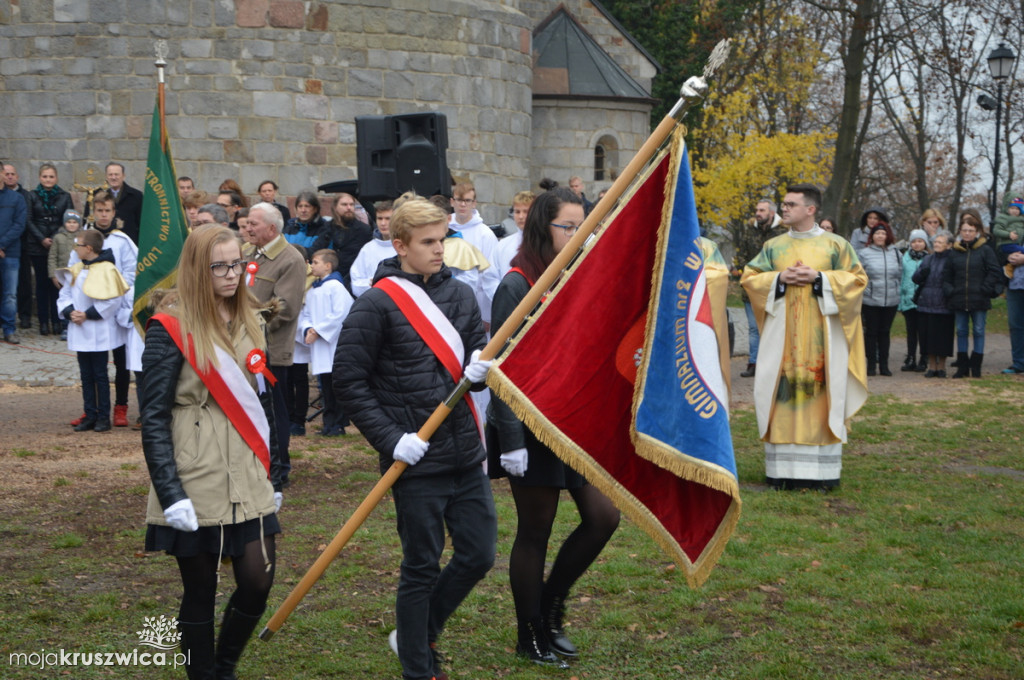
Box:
[691,3,835,237]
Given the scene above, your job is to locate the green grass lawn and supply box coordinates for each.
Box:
[2,382,1022,679]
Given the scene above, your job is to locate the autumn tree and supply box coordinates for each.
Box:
[688,0,835,249]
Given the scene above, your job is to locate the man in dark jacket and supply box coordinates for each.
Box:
[0,161,28,343]
[333,196,495,680]
[84,162,143,244]
[310,192,371,294]
[3,163,34,330]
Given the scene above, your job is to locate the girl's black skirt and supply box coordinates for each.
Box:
[145,514,281,558]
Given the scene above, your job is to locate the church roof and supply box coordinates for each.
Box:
[532,5,656,102]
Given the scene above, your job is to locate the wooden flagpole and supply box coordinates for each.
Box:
[260,45,730,642]
[155,41,168,148]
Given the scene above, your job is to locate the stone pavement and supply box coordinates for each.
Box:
[0,327,107,387]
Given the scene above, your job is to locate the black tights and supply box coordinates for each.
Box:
[508,483,619,625]
[175,536,276,623]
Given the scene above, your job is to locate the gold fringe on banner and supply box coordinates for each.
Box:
[488,131,741,587]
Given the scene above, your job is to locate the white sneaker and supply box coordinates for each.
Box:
[388,629,399,655]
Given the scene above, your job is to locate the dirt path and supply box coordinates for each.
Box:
[5,336,1017,504]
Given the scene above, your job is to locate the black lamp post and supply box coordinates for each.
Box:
[987,43,1016,225]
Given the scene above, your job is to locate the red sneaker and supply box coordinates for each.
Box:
[70,412,87,426]
[113,404,129,427]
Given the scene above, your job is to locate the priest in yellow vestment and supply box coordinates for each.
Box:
[741,184,868,490]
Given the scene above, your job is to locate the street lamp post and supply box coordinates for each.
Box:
[987,43,1016,225]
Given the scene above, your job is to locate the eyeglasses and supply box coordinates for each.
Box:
[217,202,233,209]
[550,222,579,236]
[453,198,475,205]
[210,260,245,277]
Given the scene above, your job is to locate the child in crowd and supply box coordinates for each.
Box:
[898,229,930,372]
[287,244,314,437]
[349,200,396,297]
[57,229,129,432]
[299,249,353,436]
[68,190,138,427]
[235,207,250,231]
[48,209,82,340]
[993,197,1024,248]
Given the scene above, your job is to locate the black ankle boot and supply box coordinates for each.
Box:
[178,619,216,680]
[900,354,915,371]
[970,352,983,378]
[516,618,569,668]
[541,592,578,658]
[952,352,970,378]
[915,356,928,372]
[214,599,264,680]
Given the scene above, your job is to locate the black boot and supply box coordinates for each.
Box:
[970,352,983,378]
[740,362,756,378]
[542,591,578,658]
[214,599,264,680]
[866,361,876,377]
[952,352,970,378]
[900,354,915,372]
[178,619,216,680]
[879,362,892,377]
[915,356,928,372]
[516,618,569,668]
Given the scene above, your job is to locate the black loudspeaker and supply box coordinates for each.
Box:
[355,115,397,200]
[392,112,449,198]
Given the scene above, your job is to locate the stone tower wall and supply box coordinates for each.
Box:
[0,0,534,223]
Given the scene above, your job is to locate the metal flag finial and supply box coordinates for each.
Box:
[670,39,733,120]
[155,40,168,66]
[703,39,732,80]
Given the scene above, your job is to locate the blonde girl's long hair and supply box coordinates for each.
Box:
[172,224,265,370]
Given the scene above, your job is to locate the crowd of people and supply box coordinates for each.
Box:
[6,154,1024,677]
[733,196,1024,381]
[0,159,618,680]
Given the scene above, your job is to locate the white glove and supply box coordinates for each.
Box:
[463,349,492,383]
[500,448,528,477]
[274,492,283,513]
[164,498,199,532]
[394,433,429,466]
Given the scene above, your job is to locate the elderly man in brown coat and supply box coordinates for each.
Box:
[242,202,307,487]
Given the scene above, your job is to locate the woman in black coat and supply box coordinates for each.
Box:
[487,187,620,667]
[26,164,73,335]
[912,233,954,377]
[942,213,1004,377]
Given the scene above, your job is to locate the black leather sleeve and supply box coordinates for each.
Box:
[140,320,188,510]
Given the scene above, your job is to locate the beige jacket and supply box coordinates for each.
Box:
[145,325,277,526]
[243,234,307,366]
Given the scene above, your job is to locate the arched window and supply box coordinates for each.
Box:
[594,144,606,181]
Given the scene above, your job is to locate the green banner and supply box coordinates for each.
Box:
[133,101,189,335]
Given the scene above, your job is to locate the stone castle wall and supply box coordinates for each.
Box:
[0,0,535,222]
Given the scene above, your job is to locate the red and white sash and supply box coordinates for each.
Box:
[150,314,272,478]
[374,276,483,439]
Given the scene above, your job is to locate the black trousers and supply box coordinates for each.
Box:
[862,305,897,366]
[269,364,291,481]
[902,308,920,357]
[77,350,110,420]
